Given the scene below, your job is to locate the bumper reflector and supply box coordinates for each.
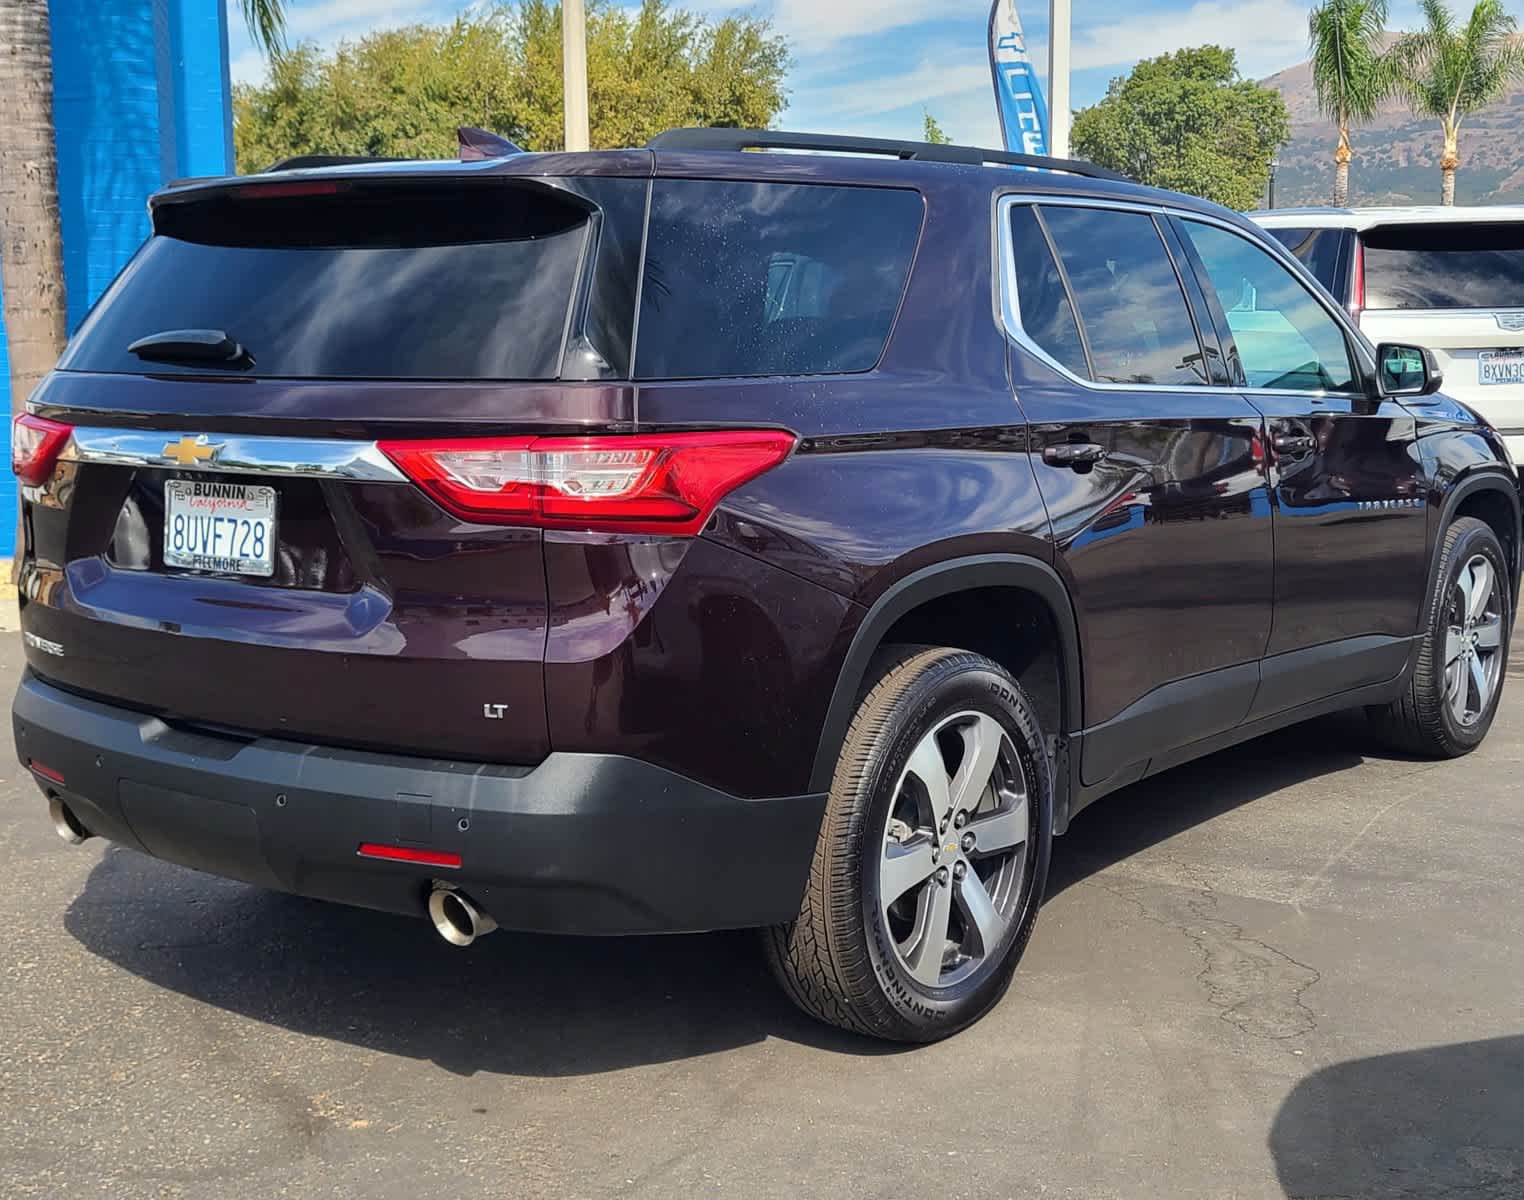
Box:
[357,842,462,869]
[28,759,66,785]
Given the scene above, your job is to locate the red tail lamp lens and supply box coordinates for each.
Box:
[379,430,796,535]
[12,414,73,486]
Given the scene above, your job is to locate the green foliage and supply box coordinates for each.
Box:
[1308,0,1396,128]
[1070,46,1290,209]
[233,0,789,170]
[1394,0,1524,131]
[923,110,951,143]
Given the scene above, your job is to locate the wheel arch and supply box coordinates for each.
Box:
[808,554,1083,794]
[1435,469,1522,611]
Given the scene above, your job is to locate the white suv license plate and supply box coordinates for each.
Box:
[163,480,277,577]
[1479,348,1524,385]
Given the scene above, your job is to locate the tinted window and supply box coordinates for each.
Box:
[1264,226,1344,293]
[60,183,588,380]
[1364,222,1524,309]
[1008,205,1089,377]
[1038,206,1206,386]
[1182,220,1357,393]
[635,181,921,379]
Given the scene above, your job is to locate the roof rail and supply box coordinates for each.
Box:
[261,153,410,173]
[647,127,1129,182]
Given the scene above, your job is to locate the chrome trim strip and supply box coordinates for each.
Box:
[57,427,408,483]
[994,193,1378,398]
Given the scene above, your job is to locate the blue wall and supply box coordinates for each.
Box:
[0,0,233,555]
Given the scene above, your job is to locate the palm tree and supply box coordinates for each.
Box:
[1308,0,1395,205]
[0,0,285,434]
[1393,0,1524,205]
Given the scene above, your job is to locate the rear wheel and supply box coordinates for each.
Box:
[1371,516,1511,756]
[764,646,1052,1042]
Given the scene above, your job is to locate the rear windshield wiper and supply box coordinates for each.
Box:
[127,329,253,369]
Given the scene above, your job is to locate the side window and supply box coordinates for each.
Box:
[1038,206,1208,387]
[1263,226,1344,294]
[1182,220,1358,393]
[1007,205,1089,377]
[634,180,922,379]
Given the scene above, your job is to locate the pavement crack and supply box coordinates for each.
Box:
[1095,876,1321,1040]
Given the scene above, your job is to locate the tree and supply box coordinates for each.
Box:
[923,110,951,143]
[1070,46,1290,210]
[1392,0,1524,205]
[0,0,66,438]
[234,1,790,168]
[1308,0,1395,206]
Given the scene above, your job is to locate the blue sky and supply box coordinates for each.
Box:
[226,0,1432,146]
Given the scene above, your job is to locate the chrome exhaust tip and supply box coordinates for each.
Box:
[47,795,91,846]
[427,884,497,947]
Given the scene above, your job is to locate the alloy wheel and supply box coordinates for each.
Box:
[1445,553,1504,727]
[878,711,1032,988]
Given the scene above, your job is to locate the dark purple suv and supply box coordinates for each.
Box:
[12,129,1520,1041]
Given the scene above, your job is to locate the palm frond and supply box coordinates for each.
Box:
[241,0,288,57]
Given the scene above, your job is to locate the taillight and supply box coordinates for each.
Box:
[1349,237,1365,323]
[11,414,73,486]
[379,430,796,535]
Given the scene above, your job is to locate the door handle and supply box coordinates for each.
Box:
[1042,442,1107,470]
[1272,434,1315,454]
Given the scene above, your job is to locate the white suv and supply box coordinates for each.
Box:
[1253,206,1524,467]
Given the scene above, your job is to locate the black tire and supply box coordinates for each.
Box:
[1370,516,1512,756]
[763,645,1053,1042]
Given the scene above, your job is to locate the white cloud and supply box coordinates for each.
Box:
[810,59,992,119]
[770,0,988,53]
[1070,0,1310,79]
[229,48,267,86]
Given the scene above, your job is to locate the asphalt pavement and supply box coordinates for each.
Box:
[2,614,1522,1199]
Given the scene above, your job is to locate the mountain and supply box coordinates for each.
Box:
[1260,54,1524,208]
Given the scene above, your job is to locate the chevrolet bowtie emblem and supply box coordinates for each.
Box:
[161,435,221,466]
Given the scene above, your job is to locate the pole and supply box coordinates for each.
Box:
[1268,159,1279,209]
[1047,0,1071,158]
[562,0,590,152]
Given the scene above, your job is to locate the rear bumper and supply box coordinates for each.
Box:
[13,674,825,935]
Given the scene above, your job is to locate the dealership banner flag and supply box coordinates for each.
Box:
[988,0,1050,155]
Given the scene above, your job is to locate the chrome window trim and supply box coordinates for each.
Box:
[53,426,409,483]
[994,192,1377,401]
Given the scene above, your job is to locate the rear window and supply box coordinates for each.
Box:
[58,182,590,380]
[634,180,922,379]
[1263,226,1344,294]
[1363,222,1524,309]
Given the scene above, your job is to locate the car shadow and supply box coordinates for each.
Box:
[1270,1036,1524,1198]
[1047,708,1391,896]
[63,711,1411,1078]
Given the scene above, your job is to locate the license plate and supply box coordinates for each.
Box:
[164,480,277,577]
[1479,348,1524,385]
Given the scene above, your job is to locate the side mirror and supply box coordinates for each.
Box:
[1375,342,1443,397]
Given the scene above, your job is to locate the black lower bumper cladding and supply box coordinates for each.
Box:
[13,673,825,935]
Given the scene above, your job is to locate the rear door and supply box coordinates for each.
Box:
[1001,198,1274,788]
[1174,216,1428,716]
[1358,220,1524,462]
[19,172,647,764]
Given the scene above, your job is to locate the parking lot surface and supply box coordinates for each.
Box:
[2,625,1521,1199]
